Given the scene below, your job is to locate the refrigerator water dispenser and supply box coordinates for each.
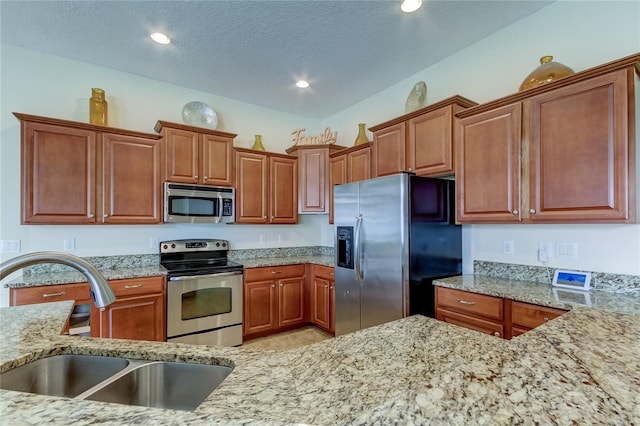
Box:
[336,226,354,269]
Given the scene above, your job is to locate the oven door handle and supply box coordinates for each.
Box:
[168,270,243,281]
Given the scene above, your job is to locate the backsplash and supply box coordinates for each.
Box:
[22,247,335,275]
[24,254,159,275]
[474,261,640,294]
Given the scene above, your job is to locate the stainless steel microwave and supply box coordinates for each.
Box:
[164,183,234,224]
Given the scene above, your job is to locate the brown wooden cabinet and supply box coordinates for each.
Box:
[310,264,335,334]
[155,120,235,187]
[91,276,166,342]
[435,286,568,339]
[15,113,162,225]
[243,264,306,340]
[369,96,477,178]
[10,275,166,341]
[435,287,505,338]
[234,148,297,224]
[286,144,347,214]
[328,143,372,223]
[456,55,638,224]
[509,300,567,338]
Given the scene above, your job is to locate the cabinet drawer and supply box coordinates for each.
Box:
[313,265,335,280]
[244,264,305,282]
[108,276,165,297]
[436,308,504,338]
[10,282,91,306]
[436,287,503,321]
[510,301,566,329]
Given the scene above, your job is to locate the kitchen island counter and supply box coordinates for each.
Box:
[1,300,638,425]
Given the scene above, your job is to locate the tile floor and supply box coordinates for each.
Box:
[241,326,333,351]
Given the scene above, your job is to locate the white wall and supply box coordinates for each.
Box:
[325,0,640,276]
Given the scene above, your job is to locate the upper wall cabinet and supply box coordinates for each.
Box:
[234,148,298,224]
[369,95,477,178]
[16,113,163,225]
[328,143,372,224]
[456,53,639,224]
[286,144,347,214]
[155,121,236,187]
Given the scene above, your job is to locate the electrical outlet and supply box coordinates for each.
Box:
[0,240,21,253]
[538,241,553,262]
[63,238,76,252]
[277,234,285,243]
[502,240,514,255]
[259,235,266,244]
[149,236,159,249]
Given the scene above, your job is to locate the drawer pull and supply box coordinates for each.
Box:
[124,284,143,289]
[543,317,549,322]
[493,332,500,337]
[42,291,66,298]
[271,271,283,274]
[457,299,476,306]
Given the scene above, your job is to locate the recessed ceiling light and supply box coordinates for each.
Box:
[296,80,310,89]
[401,0,422,13]
[150,32,171,45]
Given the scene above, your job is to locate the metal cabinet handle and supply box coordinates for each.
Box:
[512,210,519,215]
[271,284,275,288]
[279,283,283,287]
[103,214,108,218]
[195,175,198,179]
[329,286,334,290]
[529,209,536,214]
[457,299,476,305]
[124,284,143,289]
[543,317,549,322]
[271,271,283,274]
[493,332,500,337]
[43,291,65,298]
[325,285,329,288]
[88,213,95,218]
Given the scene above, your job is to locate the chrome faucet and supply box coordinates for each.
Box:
[0,251,116,309]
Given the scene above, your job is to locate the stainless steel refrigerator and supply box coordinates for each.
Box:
[334,172,461,336]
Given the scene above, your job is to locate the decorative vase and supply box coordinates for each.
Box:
[354,123,369,146]
[251,134,265,151]
[89,88,108,126]
[519,56,574,92]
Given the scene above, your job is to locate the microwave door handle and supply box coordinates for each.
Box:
[216,193,223,223]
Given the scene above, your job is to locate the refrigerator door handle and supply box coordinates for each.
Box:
[355,214,363,285]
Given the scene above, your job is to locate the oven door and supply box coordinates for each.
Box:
[166,271,243,342]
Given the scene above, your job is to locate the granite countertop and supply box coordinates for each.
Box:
[433,274,640,315]
[1,297,638,424]
[4,256,334,288]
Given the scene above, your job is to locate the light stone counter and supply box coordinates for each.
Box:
[1,298,638,425]
[433,274,640,315]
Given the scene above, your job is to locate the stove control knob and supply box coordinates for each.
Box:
[222,242,227,247]
[162,244,168,250]
[171,244,176,249]
[216,242,220,247]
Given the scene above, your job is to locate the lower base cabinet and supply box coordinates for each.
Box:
[243,264,306,340]
[435,286,567,339]
[91,276,166,342]
[310,265,335,334]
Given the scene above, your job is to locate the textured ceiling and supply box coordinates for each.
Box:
[1,1,553,118]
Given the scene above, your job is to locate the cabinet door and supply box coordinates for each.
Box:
[270,156,298,224]
[235,150,269,223]
[312,276,331,330]
[298,148,327,213]
[243,279,277,336]
[21,121,97,224]
[408,105,454,176]
[329,154,347,224]
[372,122,406,177]
[164,127,199,183]
[92,293,165,341]
[456,103,522,223]
[102,133,162,224]
[526,69,633,222]
[348,146,372,182]
[278,277,305,328]
[201,134,233,186]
